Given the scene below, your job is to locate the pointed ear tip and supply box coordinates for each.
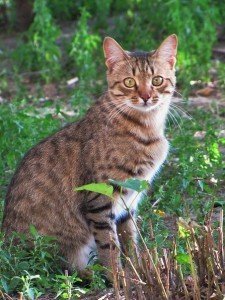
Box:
[103,37,110,45]
[104,36,111,41]
[103,36,116,44]
[170,34,178,43]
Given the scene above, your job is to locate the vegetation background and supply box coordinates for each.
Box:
[0,0,225,299]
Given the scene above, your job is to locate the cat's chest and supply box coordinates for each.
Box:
[112,168,153,220]
[112,139,169,220]
[113,188,143,220]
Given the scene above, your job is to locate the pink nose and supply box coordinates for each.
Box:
[139,92,151,102]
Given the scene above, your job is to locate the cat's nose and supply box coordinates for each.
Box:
[142,98,149,104]
[141,96,151,103]
[139,92,151,103]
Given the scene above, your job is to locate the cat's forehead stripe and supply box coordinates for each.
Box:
[129,54,154,75]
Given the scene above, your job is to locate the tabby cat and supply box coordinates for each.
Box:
[2,35,178,279]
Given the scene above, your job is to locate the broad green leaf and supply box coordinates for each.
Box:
[75,183,113,198]
[18,261,30,270]
[175,253,191,265]
[109,178,149,193]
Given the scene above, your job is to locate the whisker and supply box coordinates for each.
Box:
[169,106,182,122]
[173,89,185,99]
[110,105,129,124]
[171,103,193,121]
[168,110,182,131]
[107,103,128,125]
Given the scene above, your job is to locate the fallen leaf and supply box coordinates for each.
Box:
[196,87,215,97]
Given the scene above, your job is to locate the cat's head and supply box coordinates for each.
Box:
[103,35,178,113]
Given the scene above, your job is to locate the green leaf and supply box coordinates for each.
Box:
[178,223,190,239]
[91,264,105,272]
[62,292,69,299]
[214,200,225,207]
[18,261,30,270]
[27,287,35,300]
[109,178,149,193]
[175,253,191,265]
[29,224,38,238]
[10,277,21,290]
[198,180,204,191]
[75,183,113,198]
[1,278,9,293]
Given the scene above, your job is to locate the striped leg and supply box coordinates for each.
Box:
[86,194,121,280]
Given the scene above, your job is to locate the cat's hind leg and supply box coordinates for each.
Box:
[66,235,96,272]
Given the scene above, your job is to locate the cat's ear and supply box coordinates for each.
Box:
[154,34,178,69]
[103,37,129,69]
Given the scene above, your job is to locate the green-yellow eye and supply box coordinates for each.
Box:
[152,76,163,86]
[124,77,136,88]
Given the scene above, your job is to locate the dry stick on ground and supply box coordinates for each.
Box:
[178,265,189,300]
[109,233,120,300]
[120,194,169,300]
[186,239,201,300]
[149,220,158,263]
[0,290,6,300]
[112,240,146,286]
[218,209,224,270]
[107,189,225,300]
[120,268,130,300]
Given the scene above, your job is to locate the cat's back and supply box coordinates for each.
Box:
[2,121,85,235]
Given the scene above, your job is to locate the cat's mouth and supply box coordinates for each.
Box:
[126,100,160,112]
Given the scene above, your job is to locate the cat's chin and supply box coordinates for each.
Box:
[126,103,159,113]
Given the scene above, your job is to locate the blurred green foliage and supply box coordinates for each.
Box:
[12,0,61,82]
[2,0,224,90]
[70,7,100,81]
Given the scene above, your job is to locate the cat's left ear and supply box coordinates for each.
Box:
[154,34,178,69]
[103,37,129,70]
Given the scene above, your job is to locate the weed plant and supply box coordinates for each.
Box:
[7,0,225,91]
[12,0,61,83]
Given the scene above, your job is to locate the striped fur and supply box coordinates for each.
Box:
[2,35,178,280]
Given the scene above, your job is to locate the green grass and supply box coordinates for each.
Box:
[0,95,224,298]
[139,103,225,253]
[1,0,225,297]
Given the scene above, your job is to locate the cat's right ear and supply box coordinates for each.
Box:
[103,37,128,70]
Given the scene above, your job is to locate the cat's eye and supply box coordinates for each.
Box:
[124,77,136,88]
[152,76,163,86]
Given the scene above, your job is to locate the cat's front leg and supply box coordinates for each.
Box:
[86,195,121,281]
